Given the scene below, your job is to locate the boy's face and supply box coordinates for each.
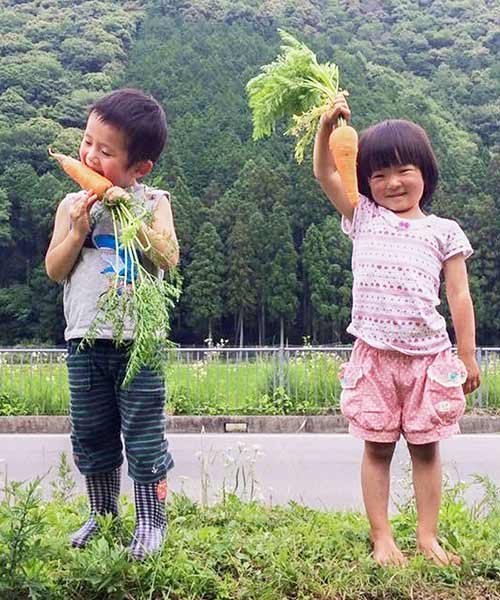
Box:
[80,111,149,189]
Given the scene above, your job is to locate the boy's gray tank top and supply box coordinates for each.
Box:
[63,183,169,341]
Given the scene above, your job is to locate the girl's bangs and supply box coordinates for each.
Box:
[360,123,422,177]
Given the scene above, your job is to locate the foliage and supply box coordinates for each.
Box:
[2,348,500,416]
[247,29,340,162]
[185,221,225,338]
[0,478,54,598]
[0,0,498,347]
[2,474,500,598]
[81,192,182,387]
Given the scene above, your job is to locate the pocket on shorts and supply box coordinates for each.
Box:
[426,355,467,427]
[339,363,389,431]
[66,343,92,393]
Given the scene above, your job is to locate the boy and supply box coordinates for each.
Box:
[45,88,179,560]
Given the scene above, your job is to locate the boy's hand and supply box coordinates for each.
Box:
[460,354,481,395]
[69,190,98,238]
[319,92,351,130]
[105,186,131,204]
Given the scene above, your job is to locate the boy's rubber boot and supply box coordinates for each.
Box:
[129,479,168,560]
[70,467,121,548]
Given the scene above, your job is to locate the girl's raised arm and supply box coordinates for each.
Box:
[313,95,355,220]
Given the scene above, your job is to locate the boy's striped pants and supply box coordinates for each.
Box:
[66,339,174,483]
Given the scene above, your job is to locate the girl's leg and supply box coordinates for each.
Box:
[407,441,460,566]
[362,441,407,566]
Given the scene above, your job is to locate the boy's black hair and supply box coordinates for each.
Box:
[89,88,167,168]
[357,119,438,208]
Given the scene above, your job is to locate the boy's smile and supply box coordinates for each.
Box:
[80,111,139,189]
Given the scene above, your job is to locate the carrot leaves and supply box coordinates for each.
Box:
[247,29,340,163]
[80,192,181,387]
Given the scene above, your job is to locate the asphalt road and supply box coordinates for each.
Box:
[0,433,499,510]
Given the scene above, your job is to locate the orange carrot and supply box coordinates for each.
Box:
[48,148,112,198]
[328,123,359,207]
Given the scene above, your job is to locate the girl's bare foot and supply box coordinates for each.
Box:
[417,537,461,567]
[371,535,408,567]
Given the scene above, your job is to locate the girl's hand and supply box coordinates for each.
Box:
[69,190,98,238]
[460,354,481,395]
[105,186,131,204]
[319,92,351,130]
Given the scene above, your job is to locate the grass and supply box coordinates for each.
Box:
[166,350,344,415]
[0,349,499,416]
[1,466,500,599]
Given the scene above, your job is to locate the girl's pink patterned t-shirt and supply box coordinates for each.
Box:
[341,195,473,355]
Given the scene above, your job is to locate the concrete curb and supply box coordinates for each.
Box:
[1,415,500,434]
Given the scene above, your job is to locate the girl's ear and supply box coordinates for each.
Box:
[133,159,153,179]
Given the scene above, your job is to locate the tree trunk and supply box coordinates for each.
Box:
[239,308,244,348]
[238,308,244,360]
[278,317,285,389]
[207,318,213,346]
[304,278,310,339]
[257,304,262,346]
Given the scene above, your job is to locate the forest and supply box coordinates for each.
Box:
[0,0,498,347]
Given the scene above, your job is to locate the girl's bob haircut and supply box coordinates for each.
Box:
[357,119,439,208]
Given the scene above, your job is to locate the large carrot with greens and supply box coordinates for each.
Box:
[48,148,112,198]
[247,29,359,207]
[329,119,359,207]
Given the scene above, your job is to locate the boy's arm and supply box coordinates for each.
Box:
[443,253,481,395]
[45,192,96,283]
[104,186,180,271]
[138,195,179,271]
[313,95,354,220]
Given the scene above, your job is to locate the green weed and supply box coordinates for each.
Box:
[1,469,500,599]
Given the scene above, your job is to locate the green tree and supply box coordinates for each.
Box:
[0,188,12,248]
[266,204,299,346]
[185,222,225,341]
[302,223,330,342]
[303,217,352,343]
[0,88,36,127]
[226,215,257,347]
[321,216,352,342]
[248,209,270,345]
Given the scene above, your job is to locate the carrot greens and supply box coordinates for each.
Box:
[247,29,340,163]
[81,191,181,387]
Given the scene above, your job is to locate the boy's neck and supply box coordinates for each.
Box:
[123,178,139,190]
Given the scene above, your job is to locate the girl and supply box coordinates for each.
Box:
[313,94,481,567]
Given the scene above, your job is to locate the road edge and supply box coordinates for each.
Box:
[1,414,500,434]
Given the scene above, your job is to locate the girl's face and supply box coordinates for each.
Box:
[79,111,139,188]
[368,164,425,219]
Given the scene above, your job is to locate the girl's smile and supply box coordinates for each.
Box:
[369,164,425,219]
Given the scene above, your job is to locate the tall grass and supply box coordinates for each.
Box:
[0,349,499,416]
[1,470,500,599]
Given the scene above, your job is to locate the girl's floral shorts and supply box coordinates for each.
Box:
[339,339,468,444]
